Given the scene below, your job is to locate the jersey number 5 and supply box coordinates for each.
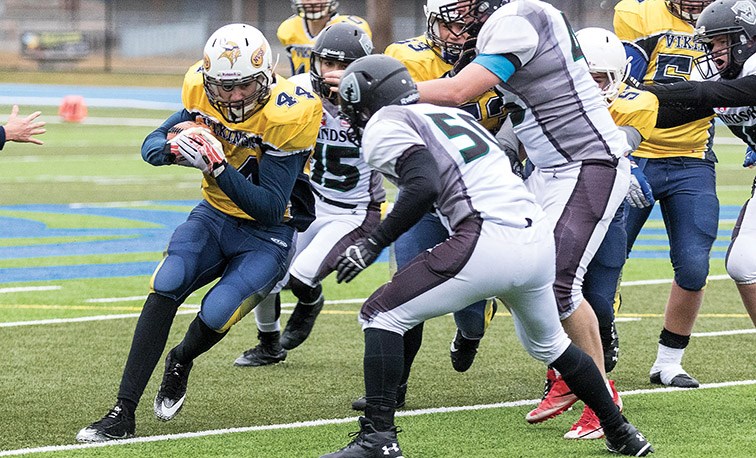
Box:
[426,111,498,163]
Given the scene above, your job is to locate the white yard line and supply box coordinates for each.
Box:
[0,379,753,457]
[0,286,61,294]
[3,274,744,328]
[692,328,756,337]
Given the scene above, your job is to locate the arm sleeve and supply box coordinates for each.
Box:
[619,125,643,152]
[214,152,307,226]
[654,104,715,128]
[141,109,195,166]
[369,146,440,248]
[0,126,5,150]
[645,76,756,108]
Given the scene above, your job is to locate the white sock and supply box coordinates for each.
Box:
[254,294,281,333]
[650,344,686,374]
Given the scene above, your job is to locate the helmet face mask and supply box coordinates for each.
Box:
[665,0,715,25]
[693,0,756,80]
[310,22,374,103]
[438,0,510,36]
[425,0,467,63]
[337,55,420,146]
[575,27,630,104]
[291,0,339,20]
[202,24,273,123]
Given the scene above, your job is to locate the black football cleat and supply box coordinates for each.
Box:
[76,401,135,442]
[281,296,325,350]
[154,350,193,421]
[320,417,404,458]
[234,331,287,367]
[649,365,700,388]
[450,329,480,372]
[605,418,654,456]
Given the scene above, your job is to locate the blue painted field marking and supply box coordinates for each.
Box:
[0,203,741,284]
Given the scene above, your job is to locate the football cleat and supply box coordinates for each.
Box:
[234,331,288,367]
[564,405,604,440]
[649,364,699,388]
[525,369,578,423]
[281,295,325,350]
[450,329,480,373]
[320,417,404,458]
[604,418,654,456]
[351,383,407,411]
[154,351,193,421]
[76,401,135,442]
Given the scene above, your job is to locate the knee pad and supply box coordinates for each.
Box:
[674,258,710,291]
[151,255,188,296]
[201,287,266,333]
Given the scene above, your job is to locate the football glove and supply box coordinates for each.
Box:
[449,37,477,77]
[626,158,654,208]
[335,237,382,283]
[169,128,227,177]
[744,146,756,168]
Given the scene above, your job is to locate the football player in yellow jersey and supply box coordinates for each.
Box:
[76,24,321,443]
[278,0,371,76]
[614,0,717,389]
[350,0,507,413]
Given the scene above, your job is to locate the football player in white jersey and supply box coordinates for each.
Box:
[638,0,756,327]
[234,22,386,366]
[410,0,631,431]
[320,55,653,458]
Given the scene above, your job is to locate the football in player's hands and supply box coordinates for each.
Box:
[168,125,226,177]
[165,120,212,167]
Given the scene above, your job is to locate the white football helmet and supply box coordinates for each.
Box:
[425,0,465,63]
[576,27,630,104]
[202,23,274,123]
[291,0,339,20]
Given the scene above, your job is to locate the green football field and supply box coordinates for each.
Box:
[0,103,754,458]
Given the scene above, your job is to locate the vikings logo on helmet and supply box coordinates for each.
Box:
[220,41,241,68]
[251,44,266,68]
[733,0,756,25]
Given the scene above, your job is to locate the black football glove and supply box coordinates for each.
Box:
[449,37,478,77]
[335,237,383,283]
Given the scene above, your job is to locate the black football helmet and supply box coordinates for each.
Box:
[666,0,715,25]
[310,22,374,103]
[437,0,510,36]
[693,0,756,79]
[338,55,419,145]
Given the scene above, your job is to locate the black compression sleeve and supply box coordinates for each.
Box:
[655,105,715,128]
[646,76,756,108]
[369,146,440,248]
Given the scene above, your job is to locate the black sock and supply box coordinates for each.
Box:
[551,344,623,432]
[172,315,227,363]
[399,323,424,385]
[659,327,690,349]
[364,328,404,413]
[117,293,181,406]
